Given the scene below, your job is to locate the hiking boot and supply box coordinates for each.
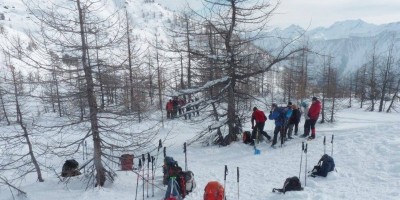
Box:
[294,133,298,136]
[308,136,315,140]
[288,136,294,139]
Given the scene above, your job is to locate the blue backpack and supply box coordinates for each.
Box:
[310,154,335,177]
[276,107,292,126]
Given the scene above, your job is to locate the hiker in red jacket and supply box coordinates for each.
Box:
[166,100,173,119]
[308,97,321,139]
[251,107,271,142]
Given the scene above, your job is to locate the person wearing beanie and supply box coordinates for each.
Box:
[251,107,271,143]
[307,97,321,139]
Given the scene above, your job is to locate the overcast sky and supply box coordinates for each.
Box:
[156,0,400,29]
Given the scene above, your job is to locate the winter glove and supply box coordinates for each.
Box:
[270,111,272,114]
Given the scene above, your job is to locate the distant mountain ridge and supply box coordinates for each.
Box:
[273,19,400,40]
[268,19,400,74]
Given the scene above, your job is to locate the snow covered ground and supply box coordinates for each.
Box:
[1,107,400,200]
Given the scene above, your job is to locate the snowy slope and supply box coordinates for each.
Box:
[1,106,399,200]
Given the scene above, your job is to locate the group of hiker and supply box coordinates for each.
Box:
[251,96,322,147]
[166,96,200,120]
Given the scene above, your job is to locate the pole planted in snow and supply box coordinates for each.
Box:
[224,165,228,200]
[304,143,308,186]
[184,142,187,171]
[135,159,142,200]
[147,153,150,198]
[151,156,155,197]
[142,154,145,200]
[323,136,326,155]
[331,134,334,157]
[237,167,240,200]
[299,142,304,179]
[154,139,162,176]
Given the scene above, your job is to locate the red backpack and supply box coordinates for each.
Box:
[204,181,224,200]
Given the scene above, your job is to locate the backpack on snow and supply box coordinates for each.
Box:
[61,159,81,177]
[120,154,134,171]
[204,181,224,200]
[242,131,252,144]
[182,171,196,194]
[272,176,303,194]
[310,154,335,177]
[163,157,196,197]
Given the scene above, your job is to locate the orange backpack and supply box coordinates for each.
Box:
[203,181,224,200]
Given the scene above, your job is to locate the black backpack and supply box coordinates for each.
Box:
[310,154,335,177]
[273,176,303,194]
[61,159,81,177]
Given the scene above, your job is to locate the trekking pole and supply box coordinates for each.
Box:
[224,165,228,200]
[331,134,334,157]
[135,159,142,200]
[324,136,326,155]
[184,142,188,171]
[237,167,239,200]
[147,153,150,198]
[163,147,166,158]
[304,143,308,187]
[154,139,162,176]
[299,142,304,179]
[151,156,155,197]
[142,154,145,200]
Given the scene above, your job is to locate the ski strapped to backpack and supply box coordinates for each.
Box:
[272,176,303,194]
[309,154,335,177]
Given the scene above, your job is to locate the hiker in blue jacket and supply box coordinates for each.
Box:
[269,103,292,147]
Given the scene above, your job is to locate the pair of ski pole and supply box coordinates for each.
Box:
[299,142,308,186]
[300,134,335,187]
[323,135,335,156]
[224,165,240,200]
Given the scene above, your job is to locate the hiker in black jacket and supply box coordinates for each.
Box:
[287,104,301,139]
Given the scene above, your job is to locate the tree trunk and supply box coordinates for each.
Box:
[387,78,400,113]
[0,89,10,125]
[77,0,105,187]
[155,36,164,128]
[10,66,44,182]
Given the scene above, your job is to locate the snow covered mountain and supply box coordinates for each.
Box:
[269,19,400,74]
